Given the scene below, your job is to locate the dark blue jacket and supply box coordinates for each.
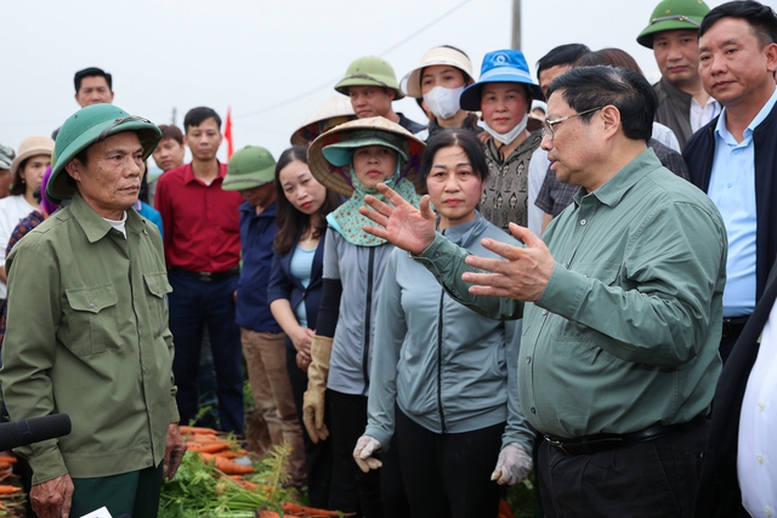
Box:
[683,103,777,302]
[235,200,282,332]
[267,229,326,351]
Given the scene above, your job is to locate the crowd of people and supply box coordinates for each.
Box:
[0,0,776,517]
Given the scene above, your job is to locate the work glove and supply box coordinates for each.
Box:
[302,335,333,444]
[490,443,533,485]
[353,435,383,473]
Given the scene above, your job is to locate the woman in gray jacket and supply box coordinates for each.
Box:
[354,130,535,518]
[303,117,426,517]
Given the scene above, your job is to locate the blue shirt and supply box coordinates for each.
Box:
[135,201,163,239]
[235,200,282,332]
[709,86,777,317]
[290,245,316,328]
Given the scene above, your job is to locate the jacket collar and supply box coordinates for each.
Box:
[573,148,662,209]
[68,192,143,244]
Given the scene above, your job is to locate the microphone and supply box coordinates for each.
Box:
[0,414,71,451]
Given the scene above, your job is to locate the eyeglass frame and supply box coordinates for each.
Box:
[541,106,605,140]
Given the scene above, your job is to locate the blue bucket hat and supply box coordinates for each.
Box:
[459,49,543,111]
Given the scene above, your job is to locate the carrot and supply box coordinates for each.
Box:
[184,434,221,443]
[258,511,280,518]
[0,456,17,465]
[212,457,254,475]
[281,502,346,517]
[178,425,219,435]
[498,498,515,518]
[186,442,231,454]
[0,485,20,495]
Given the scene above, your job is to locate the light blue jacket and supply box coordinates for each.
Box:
[365,213,534,452]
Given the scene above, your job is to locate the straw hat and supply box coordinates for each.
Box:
[308,116,426,197]
[10,135,55,178]
[290,96,356,147]
[401,46,474,99]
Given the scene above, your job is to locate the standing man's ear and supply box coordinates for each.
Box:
[65,159,82,183]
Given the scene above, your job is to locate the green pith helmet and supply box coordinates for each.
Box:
[637,0,711,48]
[334,55,404,100]
[48,104,161,202]
[222,145,276,191]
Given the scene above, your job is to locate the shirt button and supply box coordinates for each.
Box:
[526,356,532,364]
[530,407,536,414]
[757,455,765,464]
[758,402,767,410]
[580,219,587,226]
[142,367,149,375]
[542,310,548,316]
[146,459,153,466]
[764,507,772,517]
[89,302,95,308]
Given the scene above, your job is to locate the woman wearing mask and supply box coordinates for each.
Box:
[268,146,342,507]
[401,45,481,142]
[459,49,544,233]
[304,117,425,517]
[353,130,534,518]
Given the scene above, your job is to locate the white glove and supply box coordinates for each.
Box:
[353,435,383,473]
[490,443,532,485]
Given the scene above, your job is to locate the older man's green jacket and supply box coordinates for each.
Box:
[0,193,178,484]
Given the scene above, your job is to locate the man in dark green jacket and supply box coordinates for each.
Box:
[1,104,185,518]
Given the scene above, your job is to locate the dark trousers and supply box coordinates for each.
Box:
[537,420,709,518]
[168,269,244,434]
[286,347,333,508]
[327,390,383,518]
[70,464,163,518]
[394,408,503,518]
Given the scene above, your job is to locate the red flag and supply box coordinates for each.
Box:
[224,106,234,160]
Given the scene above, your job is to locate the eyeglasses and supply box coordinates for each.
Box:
[97,115,153,141]
[541,106,604,140]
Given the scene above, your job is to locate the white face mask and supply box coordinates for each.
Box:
[423,85,465,120]
[482,112,528,145]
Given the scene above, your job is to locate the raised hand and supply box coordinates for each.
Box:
[359,183,436,256]
[461,223,554,302]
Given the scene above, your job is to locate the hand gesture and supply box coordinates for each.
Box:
[359,183,436,256]
[462,223,554,302]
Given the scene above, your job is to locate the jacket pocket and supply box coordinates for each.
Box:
[143,272,172,337]
[64,283,119,356]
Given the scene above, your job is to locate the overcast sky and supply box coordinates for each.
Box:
[4,0,770,169]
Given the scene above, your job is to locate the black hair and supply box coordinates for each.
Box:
[700,0,777,46]
[273,146,343,255]
[575,48,644,76]
[537,44,591,76]
[74,67,112,93]
[420,129,489,184]
[158,124,184,146]
[547,65,656,141]
[183,107,222,133]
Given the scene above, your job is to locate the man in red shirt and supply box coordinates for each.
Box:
[155,107,245,434]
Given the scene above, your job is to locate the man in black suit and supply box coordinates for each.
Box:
[695,259,777,517]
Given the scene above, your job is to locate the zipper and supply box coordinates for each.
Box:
[362,247,375,390]
[436,288,447,433]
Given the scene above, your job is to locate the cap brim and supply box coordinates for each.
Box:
[460,76,543,112]
[637,20,702,48]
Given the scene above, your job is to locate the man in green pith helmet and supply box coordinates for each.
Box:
[638,0,720,147]
[335,55,427,134]
[0,104,185,518]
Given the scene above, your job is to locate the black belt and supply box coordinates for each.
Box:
[721,316,749,338]
[172,266,239,282]
[543,414,706,456]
